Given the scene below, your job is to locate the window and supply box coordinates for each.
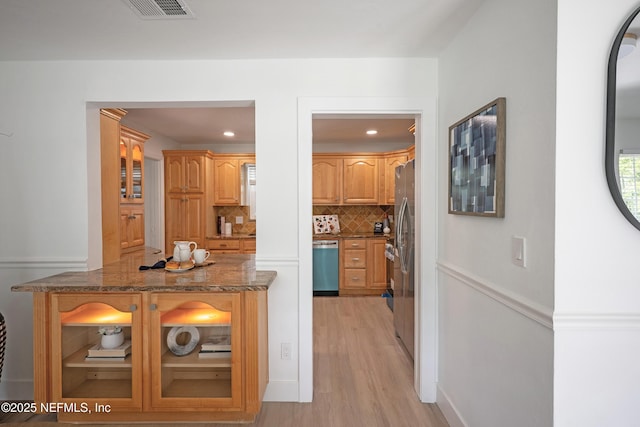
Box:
[618,151,640,220]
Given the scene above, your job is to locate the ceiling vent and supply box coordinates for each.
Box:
[123,0,195,19]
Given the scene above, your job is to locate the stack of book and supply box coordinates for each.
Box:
[198,335,231,359]
[85,341,132,361]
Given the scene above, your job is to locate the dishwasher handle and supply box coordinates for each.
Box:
[313,240,339,248]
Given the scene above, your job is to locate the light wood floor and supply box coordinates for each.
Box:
[1,296,448,427]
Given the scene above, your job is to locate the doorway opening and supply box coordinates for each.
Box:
[299,96,438,404]
[310,113,418,394]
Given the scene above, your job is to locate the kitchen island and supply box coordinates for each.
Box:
[11,249,276,424]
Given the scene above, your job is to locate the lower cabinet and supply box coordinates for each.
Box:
[339,237,387,296]
[47,291,268,423]
[207,238,256,254]
[120,206,145,251]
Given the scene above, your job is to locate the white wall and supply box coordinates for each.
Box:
[0,58,437,400]
[556,0,640,425]
[437,0,556,425]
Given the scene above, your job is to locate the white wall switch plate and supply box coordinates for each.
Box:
[511,236,526,268]
[236,216,244,224]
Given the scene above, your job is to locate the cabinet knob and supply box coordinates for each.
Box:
[150,304,157,311]
[129,304,137,312]
[352,257,360,261]
[352,277,360,281]
[351,243,359,247]
[128,215,136,220]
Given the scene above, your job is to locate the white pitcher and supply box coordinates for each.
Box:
[172,241,197,262]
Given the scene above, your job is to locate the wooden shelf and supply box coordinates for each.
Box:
[161,350,231,368]
[61,307,132,326]
[64,345,132,368]
[161,308,231,327]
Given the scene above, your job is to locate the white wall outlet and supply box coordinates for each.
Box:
[511,236,526,268]
[281,342,291,360]
[236,216,244,224]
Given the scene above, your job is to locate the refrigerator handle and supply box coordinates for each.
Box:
[397,196,408,272]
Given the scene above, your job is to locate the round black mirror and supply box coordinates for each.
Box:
[606,5,640,231]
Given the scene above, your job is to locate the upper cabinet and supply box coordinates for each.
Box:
[213,155,256,206]
[166,154,208,194]
[214,158,240,205]
[343,158,379,204]
[313,148,412,206]
[120,126,149,204]
[382,154,408,205]
[312,158,342,204]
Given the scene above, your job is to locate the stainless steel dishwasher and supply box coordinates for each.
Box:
[312,240,339,296]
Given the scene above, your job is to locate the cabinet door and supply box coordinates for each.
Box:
[367,238,388,289]
[129,142,144,202]
[51,293,143,411]
[149,292,243,410]
[165,156,185,193]
[214,159,240,205]
[312,158,342,204]
[165,194,204,253]
[121,207,145,250]
[343,158,379,204]
[185,155,205,193]
[383,155,408,205]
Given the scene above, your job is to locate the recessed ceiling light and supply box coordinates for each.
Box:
[366,129,378,135]
[223,131,235,137]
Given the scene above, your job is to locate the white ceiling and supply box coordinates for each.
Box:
[0,0,483,61]
[0,0,480,145]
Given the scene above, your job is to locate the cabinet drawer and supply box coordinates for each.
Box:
[344,249,366,268]
[241,239,256,253]
[344,239,366,249]
[343,269,367,288]
[208,239,240,250]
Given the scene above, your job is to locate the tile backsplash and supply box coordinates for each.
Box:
[214,206,256,235]
[312,205,393,234]
[213,204,393,236]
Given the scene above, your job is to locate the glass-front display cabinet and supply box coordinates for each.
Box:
[50,293,142,410]
[149,292,242,410]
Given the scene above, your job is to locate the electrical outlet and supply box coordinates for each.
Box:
[281,343,291,360]
[236,216,244,224]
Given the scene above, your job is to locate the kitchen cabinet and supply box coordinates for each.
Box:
[120,205,145,251]
[120,126,149,204]
[51,293,143,412]
[43,289,268,423]
[340,237,387,296]
[313,158,342,204]
[214,158,240,205]
[163,151,215,254]
[207,238,256,254]
[382,154,408,205]
[343,158,379,204]
[241,239,256,254]
[165,193,206,248]
[101,108,127,264]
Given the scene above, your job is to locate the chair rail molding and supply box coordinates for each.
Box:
[437,260,553,330]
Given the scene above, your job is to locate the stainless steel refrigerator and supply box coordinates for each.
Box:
[394,159,415,359]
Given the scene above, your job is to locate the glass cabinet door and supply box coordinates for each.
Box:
[51,294,142,409]
[130,143,143,200]
[120,141,128,200]
[150,293,242,410]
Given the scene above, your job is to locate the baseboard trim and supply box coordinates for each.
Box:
[262,380,300,402]
[436,384,468,427]
[437,261,553,329]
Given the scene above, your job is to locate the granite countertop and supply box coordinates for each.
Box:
[11,248,276,293]
[312,233,392,240]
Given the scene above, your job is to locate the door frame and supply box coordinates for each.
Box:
[297,96,438,402]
